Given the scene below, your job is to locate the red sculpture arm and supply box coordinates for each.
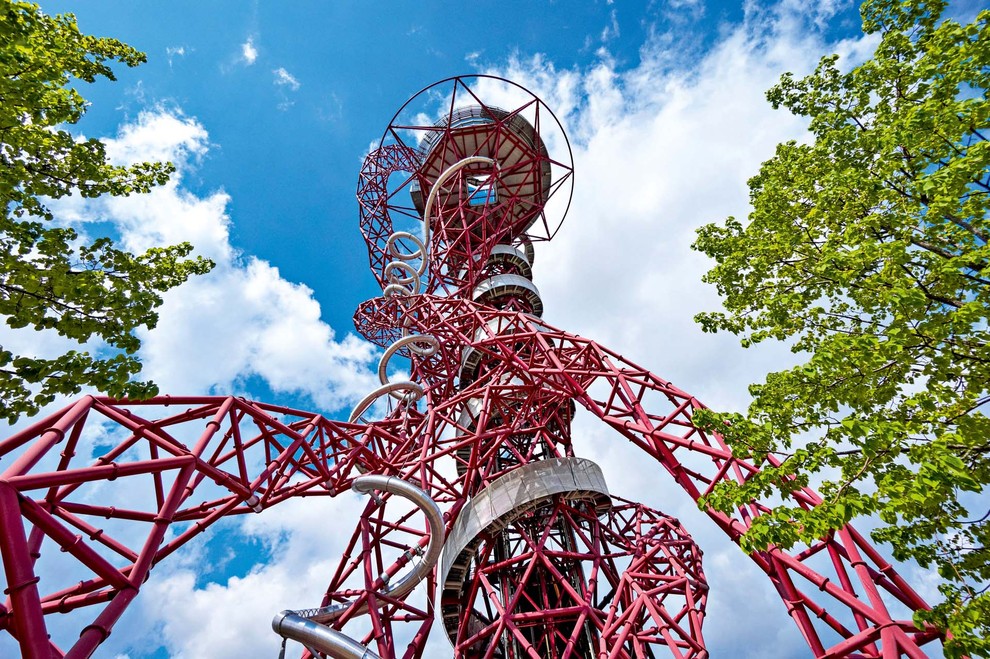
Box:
[353,293,941,658]
[0,396,394,659]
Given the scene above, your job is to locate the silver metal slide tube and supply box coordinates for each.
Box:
[271,612,380,659]
[272,476,444,658]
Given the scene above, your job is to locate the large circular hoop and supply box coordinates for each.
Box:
[357,75,575,294]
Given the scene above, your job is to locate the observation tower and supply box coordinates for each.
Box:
[0,76,942,659]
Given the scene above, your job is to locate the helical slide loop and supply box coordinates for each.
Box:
[349,156,494,424]
[272,476,444,659]
[421,156,496,266]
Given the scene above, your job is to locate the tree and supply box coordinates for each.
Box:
[692,0,989,654]
[0,2,213,423]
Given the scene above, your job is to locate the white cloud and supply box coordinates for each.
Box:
[241,37,258,65]
[165,45,186,68]
[136,257,377,408]
[273,67,302,109]
[89,109,376,411]
[136,492,369,659]
[106,108,209,172]
[485,3,874,413]
[273,66,300,91]
[601,8,620,43]
[784,0,845,30]
[663,0,706,22]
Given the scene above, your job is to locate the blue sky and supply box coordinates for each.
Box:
[4,1,975,657]
[55,0,762,333]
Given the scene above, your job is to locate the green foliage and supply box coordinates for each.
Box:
[0,2,213,422]
[692,0,989,654]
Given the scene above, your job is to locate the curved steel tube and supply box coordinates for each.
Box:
[348,381,425,425]
[271,613,380,659]
[352,160,494,425]
[351,476,445,602]
[422,156,496,265]
[350,159,495,430]
[383,230,427,296]
[272,476,444,657]
[377,334,439,401]
[352,204,438,423]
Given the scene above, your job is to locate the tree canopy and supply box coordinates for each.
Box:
[693,0,989,654]
[0,1,213,423]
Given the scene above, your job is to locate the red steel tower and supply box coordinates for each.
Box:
[0,76,940,659]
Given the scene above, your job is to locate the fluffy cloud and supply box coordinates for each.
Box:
[134,492,370,658]
[273,66,301,91]
[241,37,258,65]
[25,107,377,416]
[93,109,377,409]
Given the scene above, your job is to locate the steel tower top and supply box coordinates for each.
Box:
[358,75,574,297]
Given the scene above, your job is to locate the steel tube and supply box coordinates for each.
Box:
[272,611,381,659]
[350,476,444,603]
[273,476,443,656]
[7,455,193,491]
[422,156,495,264]
[348,381,424,424]
[376,334,439,400]
[2,397,92,478]
[303,476,443,623]
[0,483,50,659]
[19,497,131,591]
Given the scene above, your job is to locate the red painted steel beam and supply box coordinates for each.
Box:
[0,482,51,658]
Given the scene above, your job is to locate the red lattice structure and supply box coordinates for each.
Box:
[0,76,940,659]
